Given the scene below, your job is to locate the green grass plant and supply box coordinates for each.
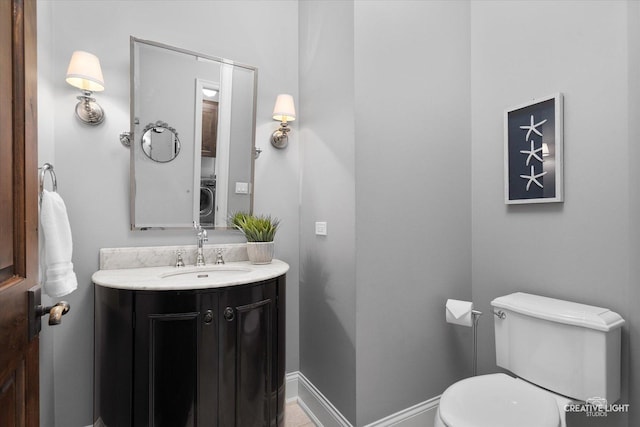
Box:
[230,212,280,242]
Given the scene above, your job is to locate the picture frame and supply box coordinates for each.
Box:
[504,93,563,204]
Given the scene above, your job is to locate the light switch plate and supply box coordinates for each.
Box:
[235,182,249,194]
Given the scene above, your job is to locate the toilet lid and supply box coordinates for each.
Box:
[439,373,560,427]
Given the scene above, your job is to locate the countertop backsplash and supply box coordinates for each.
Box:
[99,243,249,270]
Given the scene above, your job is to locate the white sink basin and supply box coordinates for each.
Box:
[160,266,253,280]
[92,260,290,290]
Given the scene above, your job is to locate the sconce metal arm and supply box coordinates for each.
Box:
[271,122,290,149]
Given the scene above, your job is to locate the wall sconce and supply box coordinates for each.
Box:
[270,94,296,149]
[65,50,105,125]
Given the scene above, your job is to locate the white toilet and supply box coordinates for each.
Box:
[435,292,625,427]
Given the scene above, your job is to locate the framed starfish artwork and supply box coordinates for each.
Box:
[504,93,563,204]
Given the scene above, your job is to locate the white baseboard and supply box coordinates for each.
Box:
[286,371,352,427]
[362,396,439,427]
[285,371,440,427]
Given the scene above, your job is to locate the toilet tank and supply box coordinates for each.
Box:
[491,292,625,403]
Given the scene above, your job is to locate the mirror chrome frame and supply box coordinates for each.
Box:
[129,36,258,231]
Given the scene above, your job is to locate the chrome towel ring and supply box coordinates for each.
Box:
[39,163,58,203]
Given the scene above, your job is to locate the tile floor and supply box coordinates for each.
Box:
[284,402,316,427]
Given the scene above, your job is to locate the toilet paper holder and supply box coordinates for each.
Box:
[471,310,482,376]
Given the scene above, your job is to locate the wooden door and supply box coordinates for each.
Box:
[0,0,39,426]
[201,100,219,158]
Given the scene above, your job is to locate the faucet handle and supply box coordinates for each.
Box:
[194,221,208,242]
[175,249,185,268]
[215,248,225,265]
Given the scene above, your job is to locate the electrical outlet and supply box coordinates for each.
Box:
[315,222,327,236]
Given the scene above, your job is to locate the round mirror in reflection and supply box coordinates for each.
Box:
[141,121,181,162]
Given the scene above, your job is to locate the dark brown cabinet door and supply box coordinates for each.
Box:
[94,277,285,427]
[94,287,134,427]
[219,282,279,427]
[133,291,218,427]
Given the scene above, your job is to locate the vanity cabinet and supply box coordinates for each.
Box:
[94,276,286,427]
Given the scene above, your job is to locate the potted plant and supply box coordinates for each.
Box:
[231,212,280,264]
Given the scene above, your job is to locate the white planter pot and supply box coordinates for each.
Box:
[246,241,274,264]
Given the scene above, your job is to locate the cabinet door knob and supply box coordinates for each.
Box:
[203,310,214,324]
[223,307,235,321]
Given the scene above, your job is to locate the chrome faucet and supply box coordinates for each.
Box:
[193,222,208,266]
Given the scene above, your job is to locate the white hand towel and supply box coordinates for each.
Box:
[40,189,77,297]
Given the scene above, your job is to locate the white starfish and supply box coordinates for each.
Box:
[519,115,548,141]
[519,140,544,165]
[519,165,547,191]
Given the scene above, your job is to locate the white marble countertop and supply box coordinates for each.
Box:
[92,259,289,291]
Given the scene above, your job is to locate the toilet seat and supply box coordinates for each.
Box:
[438,373,561,427]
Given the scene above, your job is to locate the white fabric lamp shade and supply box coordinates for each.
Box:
[65,51,105,92]
[272,94,296,122]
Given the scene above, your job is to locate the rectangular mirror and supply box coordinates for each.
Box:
[130,37,257,230]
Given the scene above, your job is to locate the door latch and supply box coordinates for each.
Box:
[28,286,71,340]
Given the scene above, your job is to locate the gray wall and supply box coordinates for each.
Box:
[37,1,640,426]
[133,44,205,227]
[470,1,636,425]
[37,1,299,426]
[298,2,472,424]
[299,0,357,423]
[353,1,471,425]
[628,3,640,425]
[36,1,55,424]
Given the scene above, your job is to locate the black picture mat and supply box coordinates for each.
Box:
[507,98,557,202]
